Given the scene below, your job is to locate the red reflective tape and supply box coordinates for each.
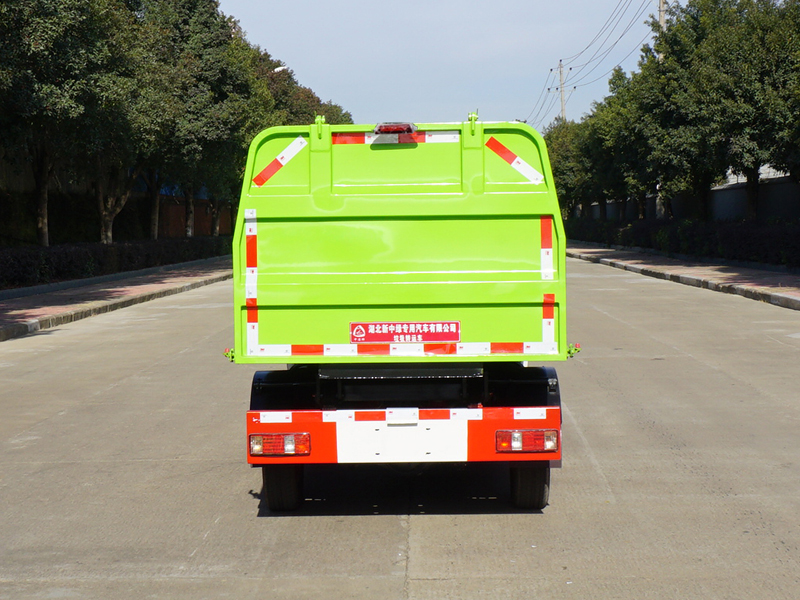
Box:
[423,343,458,355]
[247,307,259,323]
[332,132,366,144]
[245,297,257,308]
[291,345,324,355]
[541,216,553,249]
[398,132,426,144]
[491,342,525,354]
[543,294,555,319]
[357,344,391,355]
[354,411,385,422]
[485,136,516,165]
[252,158,282,186]
[419,409,451,420]
[246,234,258,268]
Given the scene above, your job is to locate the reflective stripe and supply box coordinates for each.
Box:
[252,136,307,186]
[485,136,544,184]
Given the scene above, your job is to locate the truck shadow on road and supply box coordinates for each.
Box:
[251,463,546,517]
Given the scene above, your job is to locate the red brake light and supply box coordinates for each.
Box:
[374,122,417,134]
[496,430,558,453]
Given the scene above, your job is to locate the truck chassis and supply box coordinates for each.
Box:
[247,362,561,511]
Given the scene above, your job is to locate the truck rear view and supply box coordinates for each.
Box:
[232,115,569,511]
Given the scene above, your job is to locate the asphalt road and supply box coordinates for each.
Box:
[1,257,799,599]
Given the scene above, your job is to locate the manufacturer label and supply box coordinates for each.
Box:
[350,321,461,344]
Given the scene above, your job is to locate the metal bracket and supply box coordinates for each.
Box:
[467,111,479,135]
[315,114,326,138]
[567,343,582,358]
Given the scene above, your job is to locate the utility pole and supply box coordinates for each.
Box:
[659,0,666,30]
[558,60,566,121]
[547,60,572,122]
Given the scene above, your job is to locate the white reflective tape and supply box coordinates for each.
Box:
[425,131,460,143]
[543,318,555,343]
[322,411,338,422]
[524,341,559,354]
[245,267,258,296]
[259,412,292,424]
[244,209,257,220]
[245,223,257,236]
[389,344,425,356]
[246,323,259,355]
[450,408,483,420]
[514,408,547,420]
[511,156,544,184]
[277,136,307,165]
[541,248,554,280]
[257,345,292,357]
[386,407,419,425]
[324,344,358,356]
[457,342,491,355]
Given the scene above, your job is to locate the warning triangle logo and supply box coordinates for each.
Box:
[353,325,366,338]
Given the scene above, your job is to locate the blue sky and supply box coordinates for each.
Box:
[217,0,661,130]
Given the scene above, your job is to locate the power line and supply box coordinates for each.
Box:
[565,0,651,87]
[525,0,659,126]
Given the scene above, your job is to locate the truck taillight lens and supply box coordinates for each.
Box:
[250,434,310,456]
[496,430,558,453]
[374,122,416,134]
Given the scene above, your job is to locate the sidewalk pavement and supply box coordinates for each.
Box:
[568,242,800,311]
[2,245,798,344]
[0,256,232,342]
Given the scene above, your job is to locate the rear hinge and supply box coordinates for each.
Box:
[567,343,582,358]
[223,348,235,362]
[467,111,479,135]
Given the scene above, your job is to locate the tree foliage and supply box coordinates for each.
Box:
[546,0,800,223]
[0,0,352,245]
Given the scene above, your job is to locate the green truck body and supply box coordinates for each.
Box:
[232,116,567,365]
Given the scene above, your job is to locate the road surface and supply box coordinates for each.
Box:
[1,257,799,598]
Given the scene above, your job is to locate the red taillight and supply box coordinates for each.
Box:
[496,430,558,453]
[250,433,311,456]
[374,122,417,134]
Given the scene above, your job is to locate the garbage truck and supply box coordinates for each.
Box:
[229,113,573,511]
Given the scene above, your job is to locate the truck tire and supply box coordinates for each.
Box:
[510,463,550,510]
[262,465,304,511]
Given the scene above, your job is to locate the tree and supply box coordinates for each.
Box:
[767,0,800,183]
[0,0,124,246]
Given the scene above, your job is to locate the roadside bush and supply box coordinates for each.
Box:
[565,219,800,269]
[0,237,232,290]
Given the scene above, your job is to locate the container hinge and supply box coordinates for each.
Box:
[223,347,235,362]
[468,111,479,135]
[315,114,326,138]
[567,343,582,358]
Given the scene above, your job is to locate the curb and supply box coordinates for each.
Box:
[0,271,232,343]
[567,250,800,312]
[0,255,233,302]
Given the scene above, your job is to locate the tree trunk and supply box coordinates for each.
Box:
[97,181,114,245]
[636,195,646,219]
[97,167,142,244]
[211,201,221,237]
[618,198,628,223]
[32,146,53,247]
[744,167,760,221]
[185,187,194,238]
[145,169,162,240]
[597,197,607,221]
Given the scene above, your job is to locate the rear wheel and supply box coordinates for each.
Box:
[510,463,550,510]
[261,465,304,511]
